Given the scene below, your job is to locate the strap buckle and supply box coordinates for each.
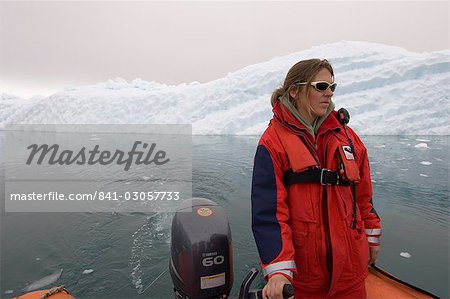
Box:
[320,168,331,186]
[320,168,341,185]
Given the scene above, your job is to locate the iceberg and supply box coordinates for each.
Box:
[1,41,449,135]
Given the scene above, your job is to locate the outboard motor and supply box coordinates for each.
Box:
[170,198,233,299]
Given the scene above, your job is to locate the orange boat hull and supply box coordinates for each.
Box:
[11,266,437,299]
[366,266,436,299]
[12,289,74,299]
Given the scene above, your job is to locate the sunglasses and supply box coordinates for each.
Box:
[296,81,337,92]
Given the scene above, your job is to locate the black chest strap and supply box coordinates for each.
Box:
[283,167,349,186]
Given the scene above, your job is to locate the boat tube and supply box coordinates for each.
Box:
[366,264,439,299]
[12,198,439,299]
[12,285,74,299]
[169,198,439,299]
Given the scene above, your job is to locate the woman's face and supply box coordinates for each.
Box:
[294,68,334,122]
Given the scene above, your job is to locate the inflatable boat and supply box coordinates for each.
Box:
[169,198,439,299]
[12,286,74,299]
[366,265,438,299]
[13,198,439,299]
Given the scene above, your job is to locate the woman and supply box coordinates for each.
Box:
[251,59,381,299]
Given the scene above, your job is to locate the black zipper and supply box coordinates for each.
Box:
[322,186,333,287]
[321,132,338,288]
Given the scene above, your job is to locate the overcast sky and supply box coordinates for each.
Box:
[0,1,448,98]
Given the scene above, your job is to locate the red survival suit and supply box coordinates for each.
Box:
[251,102,382,298]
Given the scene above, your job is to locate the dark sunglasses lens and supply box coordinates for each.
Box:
[330,83,337,92]
[315,82,337,92]
[316,82,329,91]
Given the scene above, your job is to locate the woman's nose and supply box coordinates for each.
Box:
[325,88,333,96]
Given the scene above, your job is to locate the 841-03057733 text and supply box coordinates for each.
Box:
[98,191,180,201]
[9,191,181,201]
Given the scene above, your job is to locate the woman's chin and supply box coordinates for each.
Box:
[317,108,329,117]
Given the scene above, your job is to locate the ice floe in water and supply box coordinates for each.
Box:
[82,269,94,274]
[414,143,429,149]
[420,161,432,165]
[22,269,63,292]
[400,252,412,258]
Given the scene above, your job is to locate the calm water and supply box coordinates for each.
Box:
[1,136,449,298]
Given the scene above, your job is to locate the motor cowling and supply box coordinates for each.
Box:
[170,198,233,299]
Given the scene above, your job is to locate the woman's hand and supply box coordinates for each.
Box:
[263,274,292,299]
[368,245,380,265]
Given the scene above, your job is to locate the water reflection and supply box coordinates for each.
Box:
[1,135,448,298]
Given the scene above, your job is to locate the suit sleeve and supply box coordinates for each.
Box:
[251,140,297,280]
[352,132,382,246]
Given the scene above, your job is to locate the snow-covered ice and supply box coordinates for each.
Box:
[400,252,412,258]
[22,269,63,292]
[82,269,94,274]
[1,41,449,135]
[414,143,429,149]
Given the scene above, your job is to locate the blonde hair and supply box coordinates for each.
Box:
[271,59,334,117]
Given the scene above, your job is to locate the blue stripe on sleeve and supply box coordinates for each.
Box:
[251,145,282,264]
[369,197,380,218]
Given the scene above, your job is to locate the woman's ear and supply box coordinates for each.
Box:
[289,86,298,100]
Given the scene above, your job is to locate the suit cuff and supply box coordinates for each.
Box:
[262,260,296,277]
[268,270,294,284]
[366,228,381,246]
